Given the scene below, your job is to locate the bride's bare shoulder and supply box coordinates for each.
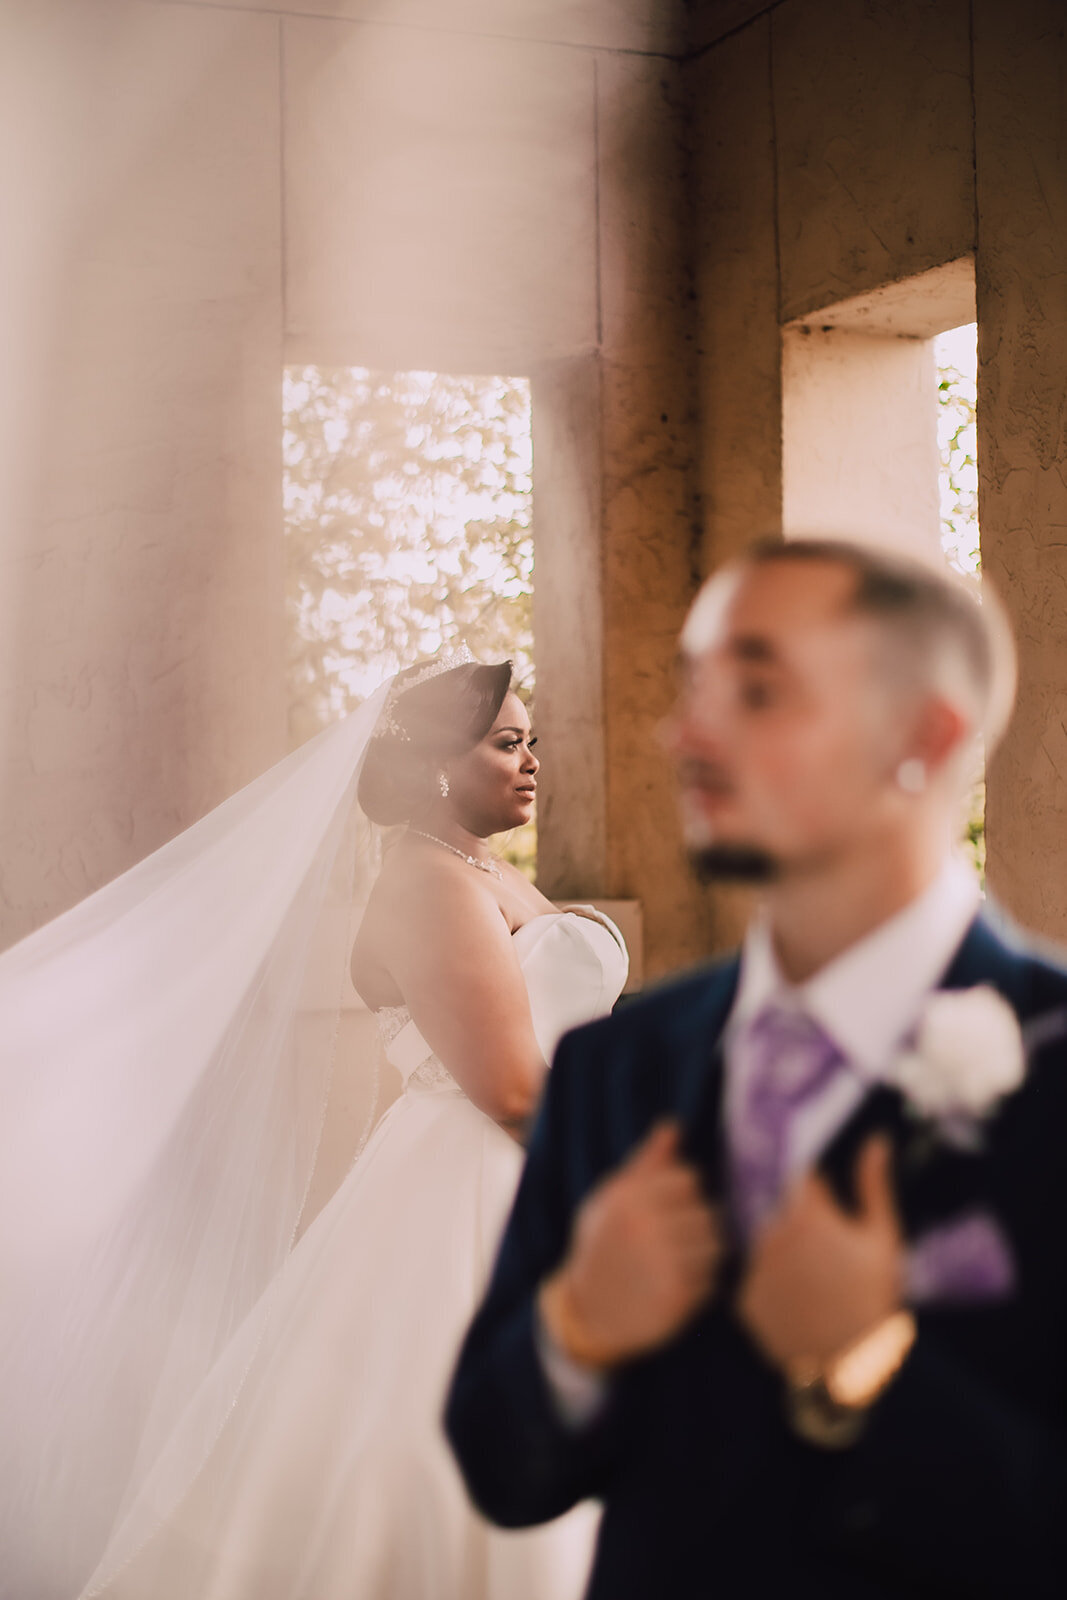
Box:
[351,839,505,1005]
[366,835,503,928]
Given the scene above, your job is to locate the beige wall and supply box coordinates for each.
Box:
[174,0,687,54]
[688,0,974,575]
[281,17,600,373]
[974,0,1067,941]
[0,2,286,945]
[595,52,711,974]
[687,0,1067,952]
[7,0,1066,971]
[781,327,941,558]
[0,0,702,981]
[280,7,708,975]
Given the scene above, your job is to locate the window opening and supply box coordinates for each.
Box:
[283,366,535,872]
[935,322,983,875]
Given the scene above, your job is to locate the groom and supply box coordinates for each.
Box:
[446,539,1067,1596]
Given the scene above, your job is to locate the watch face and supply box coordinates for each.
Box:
[785,1380,867,1451]
[784,1312,918,1449]
[825,1311,917,1409]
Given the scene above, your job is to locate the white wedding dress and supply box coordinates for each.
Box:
[91,908,628,1600]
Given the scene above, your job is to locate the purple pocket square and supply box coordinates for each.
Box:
[903,1212,1016,1306]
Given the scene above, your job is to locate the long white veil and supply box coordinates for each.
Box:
[0,683,388,1599]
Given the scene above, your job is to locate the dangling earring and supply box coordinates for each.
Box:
[895,757,927,794]
[437,771,450,799]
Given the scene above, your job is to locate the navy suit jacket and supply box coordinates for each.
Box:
[446,911,1067,1598]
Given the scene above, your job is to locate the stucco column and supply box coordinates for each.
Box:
[595,52,710,979]
[685,19,782,956]
[975,0,1067,941]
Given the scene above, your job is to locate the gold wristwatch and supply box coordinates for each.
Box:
[785,1310,917,1449]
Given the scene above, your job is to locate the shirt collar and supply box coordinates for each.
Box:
[730,856,982,1083]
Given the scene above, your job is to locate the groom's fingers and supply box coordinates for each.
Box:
[679,1238,722,1283]
[666,1197,721,1238]
[855,1135,897,1229]
[644,1166,705,1206]
[627,1119,682,1172]
[677,1260,718,1296]
[668,1207,723,1279]
[667,1209,720,1245]
[625,1121,712,1220]
[546,1124,723,1366]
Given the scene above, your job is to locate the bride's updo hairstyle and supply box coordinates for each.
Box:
[358,659,513,826]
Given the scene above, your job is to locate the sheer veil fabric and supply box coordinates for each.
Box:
[0,684,391,1599]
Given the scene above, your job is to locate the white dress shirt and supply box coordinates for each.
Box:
[724,854,982,1183]
[536,855,982,1424]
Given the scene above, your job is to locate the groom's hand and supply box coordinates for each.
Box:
[737,1135,903,1371]
[539,1120,722,1370]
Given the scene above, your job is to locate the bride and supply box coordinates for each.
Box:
[0,649,627,1600]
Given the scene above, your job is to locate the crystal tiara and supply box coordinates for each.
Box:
[372,643,477,742]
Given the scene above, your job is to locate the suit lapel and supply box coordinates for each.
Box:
[669,958,740,1194]
[660,913,1035,1229]
[933,904,1031,1007]
[817,908,1032,1227]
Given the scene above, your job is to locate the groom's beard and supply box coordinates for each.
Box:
[677,762,780,883]
[688,843,781,884]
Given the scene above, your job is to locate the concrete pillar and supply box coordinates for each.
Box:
[531,357,607,900]
[685,19,781,954]
[975,0,1067,941]
[595,52,710,978]
[772,0,975,321]
[689,17,781,573]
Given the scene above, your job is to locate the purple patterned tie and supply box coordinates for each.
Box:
[730,1005,846,1239]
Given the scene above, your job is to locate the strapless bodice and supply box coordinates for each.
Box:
[375,908,628,1095]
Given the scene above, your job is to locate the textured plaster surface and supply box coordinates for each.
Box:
[685,22,782,955]
[684,2,980,955]
[788,256,976,339]
[783,328,941,557]
[162,0,687,55]
[774,0,974,322]
[15,0,1067,980]
[687,0,782,54]
[0,2,284,947]
[1,0,704,983]
[285,17,704,976]
[531,357,608,902]
[596,51,710,977]
[283,17,599,372]
[689,20,782,572]
[974,0,1067,941]
[687,0,1067,953]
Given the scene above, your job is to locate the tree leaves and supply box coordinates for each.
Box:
[935,323,983,876]
[283,366,534,749]
[936,325,979,577]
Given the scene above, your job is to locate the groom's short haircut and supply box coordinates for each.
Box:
[741,537,1017,751]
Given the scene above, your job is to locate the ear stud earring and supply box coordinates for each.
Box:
[438,772,450,798]
[895,758,927,795]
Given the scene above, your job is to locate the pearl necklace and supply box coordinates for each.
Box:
[410,830,504,880]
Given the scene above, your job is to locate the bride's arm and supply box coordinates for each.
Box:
[381,865,547,1140]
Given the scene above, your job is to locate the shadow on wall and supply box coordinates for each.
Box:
[0,5,286,950]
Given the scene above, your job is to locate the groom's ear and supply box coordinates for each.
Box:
[893,693,971,788]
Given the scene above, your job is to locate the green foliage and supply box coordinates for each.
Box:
[936,324,984,877]
[963,774,986,880]
[937,326,979,577]
[284,366,534,747]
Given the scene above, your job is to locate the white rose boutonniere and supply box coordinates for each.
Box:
[892,985,1025,1139]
